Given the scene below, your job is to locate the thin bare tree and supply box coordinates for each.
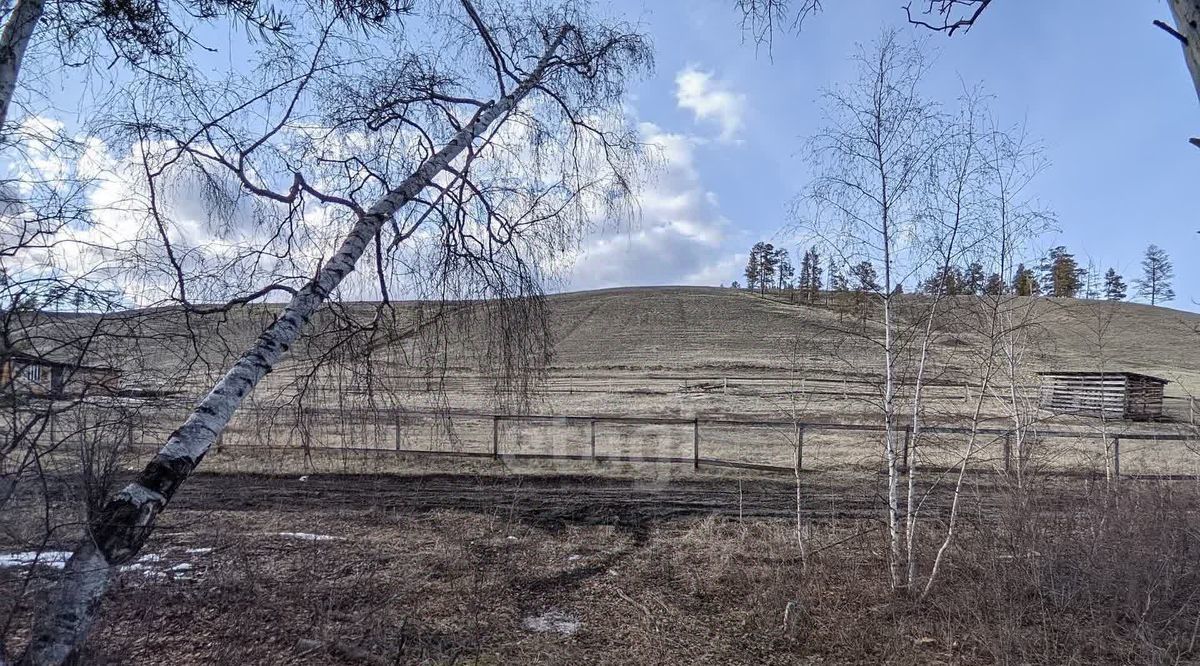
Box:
[800,29,939,588]
[900,87,992,589]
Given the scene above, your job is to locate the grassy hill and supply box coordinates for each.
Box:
[17,286,1200,409]
[542,287,1200,389]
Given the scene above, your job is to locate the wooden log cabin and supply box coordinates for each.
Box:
[1037,371,1168,421]
[0,350,120,398]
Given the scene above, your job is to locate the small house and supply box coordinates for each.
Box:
[1037,371,1168,421]
[0,350,120,398]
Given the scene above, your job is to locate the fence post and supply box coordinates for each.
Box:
[1112,436,1120,479]
[492,415,499,460]
[964,383,971,404]
[1003,433,1012,474]
[1191,398,1196,425]
[127,421,134,449]
[590,419,597,461]
[842,377,848,401]
[723,377,728,394]
[693,417,700,471]
[395,411,402,451]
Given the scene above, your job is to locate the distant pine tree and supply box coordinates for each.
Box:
[1103,268,1127,301]
[808,247,823,300]
[1135,244,1175,305]
[983,273,1005,296]
[850,261,879,293]
[798,249,814,302]
[1012,263,1040,296]
[828,258,847,292]
[1040,246,1084,297]
[757,243,777,295]
[775,248,794,291]
[744,243,764,291]
[1082,263,1101,300]
[921,266,964,296]
[962,262,985,295]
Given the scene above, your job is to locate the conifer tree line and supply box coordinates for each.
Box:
[739,241,1176,305]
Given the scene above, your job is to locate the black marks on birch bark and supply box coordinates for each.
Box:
[89,453,197,563]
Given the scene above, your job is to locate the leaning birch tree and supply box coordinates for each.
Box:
[15,1,650,662]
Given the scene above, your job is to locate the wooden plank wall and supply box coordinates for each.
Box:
[1039,373,1167,420]
[1125,376,1165,420]
[1039,373,1128,418]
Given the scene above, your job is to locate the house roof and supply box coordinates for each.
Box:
[1036,370,1168,385]
[2,349,116,372]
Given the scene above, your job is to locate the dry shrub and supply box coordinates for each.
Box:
[648,480,1200,664]
[917,481,1200,664]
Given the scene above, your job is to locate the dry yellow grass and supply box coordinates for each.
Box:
[27,287,1200,476]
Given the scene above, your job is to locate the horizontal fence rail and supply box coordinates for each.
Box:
[111,404,1200,480]
[253,373,1200,424]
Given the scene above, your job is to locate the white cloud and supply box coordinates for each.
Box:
[566,122,742,290]
[674,66,747,142]
[1,120,341,306]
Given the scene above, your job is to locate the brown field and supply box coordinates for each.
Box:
[5,287,1200,663]
[8,468,1200,664]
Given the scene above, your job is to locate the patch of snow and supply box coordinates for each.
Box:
[523,610,580,636]
[168,563,193,572]
[506,535,517,541]
[137,553,163,563]
[184,547,213,555]
[567,554,581,562]
[277,532,338,541]
[299,475,309,482]
[0,551,71,569]
[119,563,166,578]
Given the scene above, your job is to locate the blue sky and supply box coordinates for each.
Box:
[566,0,1198,310]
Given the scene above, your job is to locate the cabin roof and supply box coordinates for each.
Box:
[1036,370,1168,385]
[1,349,117,372]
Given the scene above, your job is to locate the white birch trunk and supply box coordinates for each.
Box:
[904,309,938,588]
[0,0,44,135]
[883,293,902,589]
[1168,0,1200,104]
[18,29,569,666]
[920,363,993,600]
[880,201,902,589]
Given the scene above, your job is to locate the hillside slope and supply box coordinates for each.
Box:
[542,287,1200,392]
[19,286,1200,400]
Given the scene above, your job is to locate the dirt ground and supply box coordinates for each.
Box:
[8,468,1194,665]
[4,470,876,664]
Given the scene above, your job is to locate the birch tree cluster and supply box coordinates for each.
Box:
[793,29,1052,593]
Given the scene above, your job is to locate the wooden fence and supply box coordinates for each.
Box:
[273,374,1200,423]
[154,406,1200,480]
